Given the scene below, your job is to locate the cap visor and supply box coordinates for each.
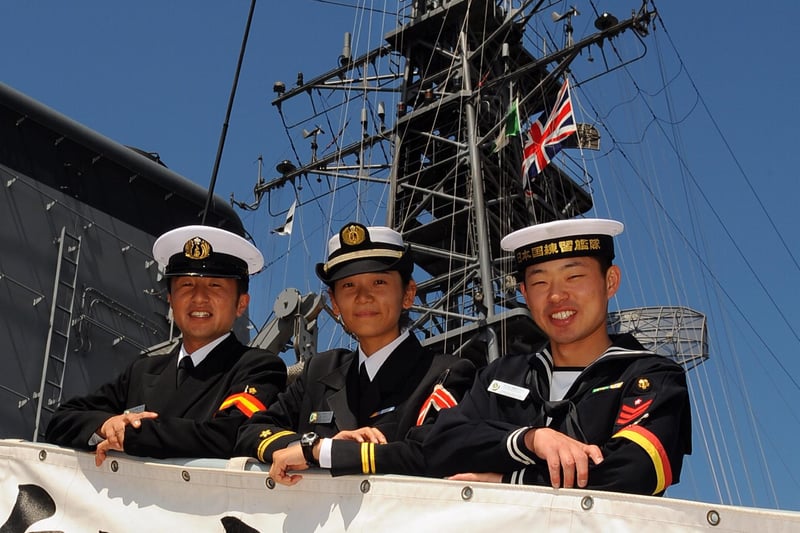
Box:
[323,258,401,283]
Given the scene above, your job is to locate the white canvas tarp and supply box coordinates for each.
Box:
[1,439,798,532]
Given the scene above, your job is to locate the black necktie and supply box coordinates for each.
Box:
[177,357,194,386]
[357,364,376,423]
[359,363,371,390]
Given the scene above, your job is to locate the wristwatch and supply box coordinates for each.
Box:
[300,432,321,466]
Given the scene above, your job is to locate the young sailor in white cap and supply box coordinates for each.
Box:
[423,218,692,496]
[235,221,475,484]
[46,225,287,465]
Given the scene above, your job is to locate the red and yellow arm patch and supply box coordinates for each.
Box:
[613,424,673,494]
[416,384,458,426]
[218,392,266,418]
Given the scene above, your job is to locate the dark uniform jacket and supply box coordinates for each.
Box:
[423,334,691,496]
[235,334,475,477]
[45,334,287,459]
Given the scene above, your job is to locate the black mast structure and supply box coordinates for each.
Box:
[248,0,707,369]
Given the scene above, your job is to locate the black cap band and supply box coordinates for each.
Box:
[514,233,615,277]
[315,222,413,285]
[164,251,249,279]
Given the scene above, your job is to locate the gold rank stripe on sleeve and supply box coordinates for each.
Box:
[360,442,376,474]
[256,430,296,463]
[217,392,267,417]
[613,425,672,494]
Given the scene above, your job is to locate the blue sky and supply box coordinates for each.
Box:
[3,0,799,512]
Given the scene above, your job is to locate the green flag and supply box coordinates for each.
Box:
[493,98,521,152]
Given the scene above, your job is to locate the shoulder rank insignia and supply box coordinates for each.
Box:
[616,397,653,426]
[219,392,266,417]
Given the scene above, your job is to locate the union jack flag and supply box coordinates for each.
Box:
[521,78,577,181]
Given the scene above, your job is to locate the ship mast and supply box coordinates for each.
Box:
[247,0,707,370]
[383,0,656,362]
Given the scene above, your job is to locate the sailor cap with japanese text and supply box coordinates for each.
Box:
[501,218,624,279]
[315,222,413,285]
[153,225,264,280]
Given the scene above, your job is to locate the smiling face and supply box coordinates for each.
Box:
[168,276,249,353]
[520,256,620,366]
[328,270,416,356]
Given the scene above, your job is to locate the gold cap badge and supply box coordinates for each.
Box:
[183,236,212,260]
[341,224,366,246]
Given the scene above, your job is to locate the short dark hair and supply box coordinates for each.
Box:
[597,255,612,275]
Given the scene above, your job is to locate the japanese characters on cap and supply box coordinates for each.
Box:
[315,222,413,285]
[500,218,624,279]
[152,225,264,279]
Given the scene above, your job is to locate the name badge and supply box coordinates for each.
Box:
[309,411,334,424]
[124,404,146,414]
[487,380,529,401]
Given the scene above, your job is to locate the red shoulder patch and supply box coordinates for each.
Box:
[615,397,653,426]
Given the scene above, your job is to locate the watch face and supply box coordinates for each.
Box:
[301,432,320,465]
[301,432,318,446]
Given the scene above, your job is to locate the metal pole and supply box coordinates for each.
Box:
[202,0,257,224]
[459,30,499,362]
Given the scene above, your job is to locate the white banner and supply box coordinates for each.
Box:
[1,439,798,532]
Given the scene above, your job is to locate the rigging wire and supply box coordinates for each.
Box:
[573,2,799,507]
[515,0,799,508]
[260,0,403,350]
[243,0,800,510]
[311,0,397,16]
[653,7,800,277]
[591,86,800,504]
[582,21,800,383]
[241,0,800,508]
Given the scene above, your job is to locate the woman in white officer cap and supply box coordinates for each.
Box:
[235,221,475,484]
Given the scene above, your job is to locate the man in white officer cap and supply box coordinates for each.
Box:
[424,218,692,496]
[46,225,286,466]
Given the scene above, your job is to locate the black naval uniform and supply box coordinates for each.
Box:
[423,334,691,496]
[235,334,475,476]
[46,334,287,459]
